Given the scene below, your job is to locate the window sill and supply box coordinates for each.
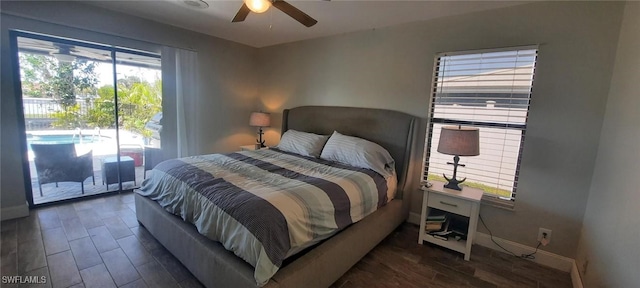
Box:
[481,195,515,211]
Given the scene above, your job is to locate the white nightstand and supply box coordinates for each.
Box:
[240,145,268,151]
[418,181,483,261]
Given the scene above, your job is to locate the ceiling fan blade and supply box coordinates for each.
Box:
[232,3,251,22]
[272,0,318,27]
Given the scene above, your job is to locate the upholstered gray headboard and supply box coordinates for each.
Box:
[282,106,417,198]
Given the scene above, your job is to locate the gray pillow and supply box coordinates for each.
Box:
[276,129,329,158]
[320,131,395,177]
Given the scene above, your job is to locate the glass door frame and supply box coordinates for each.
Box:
[9,30,161,208]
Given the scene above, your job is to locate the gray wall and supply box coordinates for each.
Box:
[1,1,634,272]
[576,2,640,286]
[257,1,625,258]
[0,1,259,217]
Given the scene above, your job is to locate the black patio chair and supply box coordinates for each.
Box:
[31,143,95,196]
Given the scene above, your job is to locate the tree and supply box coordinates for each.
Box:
[84,86,116,129]
[117,75,143,90]
[84,80,162,138]
[19,53,99,128]
[19,54,56,98]
[51,62,76,107]
[18,53,98,107]
[118,80,162,138]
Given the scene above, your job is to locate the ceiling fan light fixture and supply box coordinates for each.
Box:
[244,0,271,13]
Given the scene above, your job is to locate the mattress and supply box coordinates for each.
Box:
[136,148,392,286]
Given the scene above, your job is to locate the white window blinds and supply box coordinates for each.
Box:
[424,47,538,200]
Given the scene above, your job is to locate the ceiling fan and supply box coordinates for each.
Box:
[50,45,77,63]
[232,0,318,27]
[50,44,111,63]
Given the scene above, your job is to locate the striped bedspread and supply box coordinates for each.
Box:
[136,148,388,286]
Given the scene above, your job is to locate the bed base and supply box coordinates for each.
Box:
[135,194,406,288]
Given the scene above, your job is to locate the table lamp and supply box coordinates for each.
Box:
[437,125,480,190]
[249,112,270,148]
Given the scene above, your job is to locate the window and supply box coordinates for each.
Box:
[423,46,538,201]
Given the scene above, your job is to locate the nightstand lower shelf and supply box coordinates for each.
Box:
[421,233,467,255]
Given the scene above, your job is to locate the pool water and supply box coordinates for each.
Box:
[27,134,109,150]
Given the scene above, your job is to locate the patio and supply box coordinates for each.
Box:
[23,127,161,204]
[29,155,148,204]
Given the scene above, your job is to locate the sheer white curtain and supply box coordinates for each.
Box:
[163,47,199,158]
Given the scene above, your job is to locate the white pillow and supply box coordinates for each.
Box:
[276,130,329,158]
[320,131,395,177]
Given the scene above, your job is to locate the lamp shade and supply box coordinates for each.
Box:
[249,112,271,127]
[437,126,480,156]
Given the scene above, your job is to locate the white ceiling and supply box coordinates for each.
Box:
[89,0,528,48]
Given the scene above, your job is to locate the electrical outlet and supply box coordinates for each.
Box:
[537,228,552,244]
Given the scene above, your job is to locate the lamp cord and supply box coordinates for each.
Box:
[479,215,540,260]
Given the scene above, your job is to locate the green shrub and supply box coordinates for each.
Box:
[51,105,82,129]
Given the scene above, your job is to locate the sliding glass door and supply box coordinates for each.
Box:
[13,32,161,206]
[115,51,163,190]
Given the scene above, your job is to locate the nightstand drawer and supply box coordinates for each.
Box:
[428,193,472,217]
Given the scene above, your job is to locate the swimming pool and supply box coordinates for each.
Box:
[26,129,144,160]
[27,134,109,150]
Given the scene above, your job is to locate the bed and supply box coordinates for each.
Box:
[135,106,418,288]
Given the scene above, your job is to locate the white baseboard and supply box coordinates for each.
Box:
[408,212,421,225]
[407,212,574,273]
[1,202,29,220]
[571,260,584,288]
[474,232,574,272]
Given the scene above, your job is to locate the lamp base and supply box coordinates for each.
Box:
[256,127,266,148]
[443,177,465,191]
[443,155,466,191]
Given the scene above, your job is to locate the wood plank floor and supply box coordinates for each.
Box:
[1,193,572,288]
[331,224,572,288]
